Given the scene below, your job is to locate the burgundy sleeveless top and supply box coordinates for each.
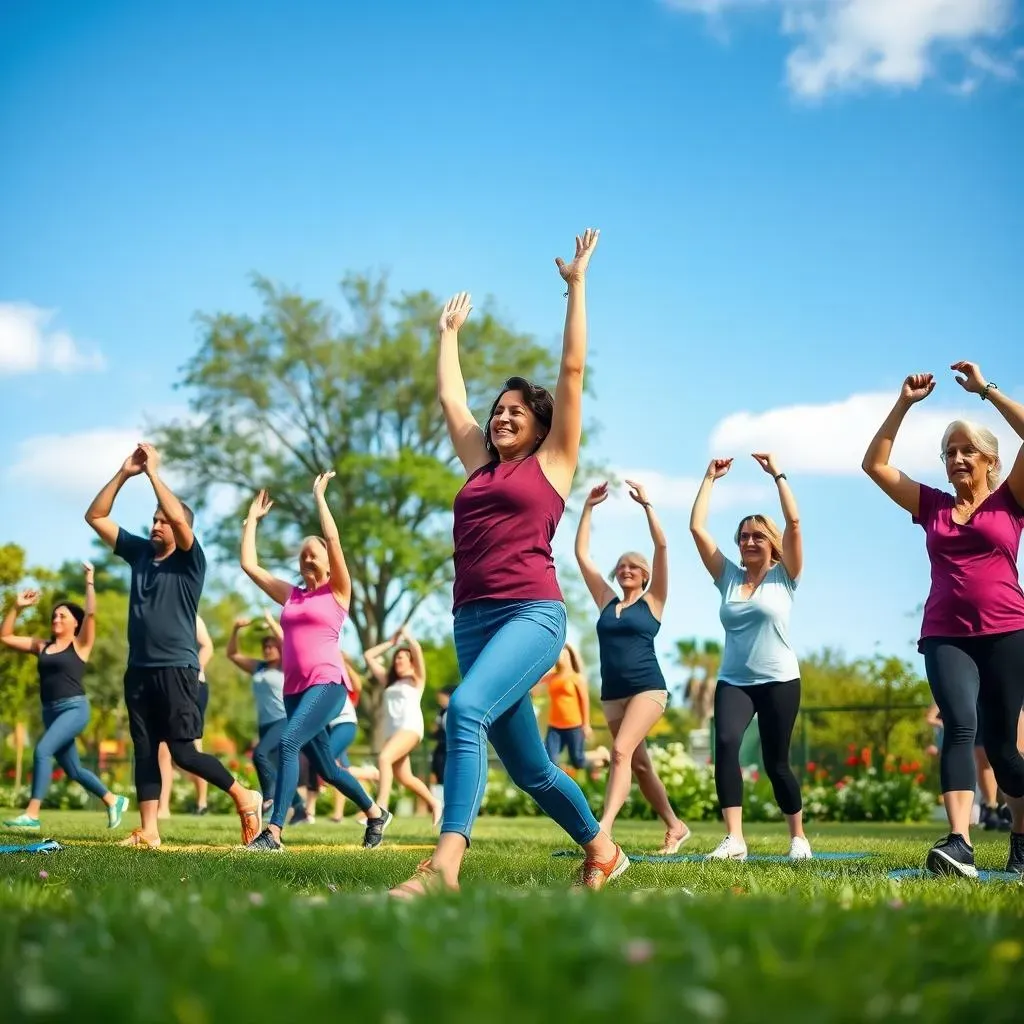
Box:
[452,455,565,609]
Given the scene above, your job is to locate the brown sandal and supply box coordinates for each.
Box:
[118,828,161,849]
[388,859,460,900]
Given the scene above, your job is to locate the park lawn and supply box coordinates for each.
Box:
[1,812,1022,1024]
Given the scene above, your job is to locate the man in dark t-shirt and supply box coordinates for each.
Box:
[85,443,262,849]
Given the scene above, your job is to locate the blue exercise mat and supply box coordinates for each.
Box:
[0,838,62,855]
[888,868,1020,884]
[552,850,872,863]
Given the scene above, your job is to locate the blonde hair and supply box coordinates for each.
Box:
[562,642,583,675]
[734,514,784,566]
[608,550,651,589]
[941,419,1001,490]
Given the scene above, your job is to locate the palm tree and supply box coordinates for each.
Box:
[676,637,722,728]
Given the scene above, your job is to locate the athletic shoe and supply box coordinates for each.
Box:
[192,805,209,817]
[237,790,263,846]
[107,795,130,830]
[925,833,977,878]
[3,814,41,831]
[788,836,813,861]
[389,858,460,900]
[980,805,1001,831]
[573,844,630,891]
[245,828,283,853]
[1006,832,1024,876]
[705,834,748,862]
[997,804,1012,832]
[362,808,393,849]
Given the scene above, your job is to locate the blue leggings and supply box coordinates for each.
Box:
[270,684,373,830]
[442,599,600,845]
[252,720,305,815]
[31,697,109,803]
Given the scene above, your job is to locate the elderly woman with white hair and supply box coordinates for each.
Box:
[575,479,691,855]
[863,361,1024,878]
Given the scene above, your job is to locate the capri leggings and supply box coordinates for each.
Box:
[922,629,1024,799]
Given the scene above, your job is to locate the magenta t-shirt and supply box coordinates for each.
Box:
[280,582,353,697]
[912,482,1024,644]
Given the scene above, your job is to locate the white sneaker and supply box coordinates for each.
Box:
[705,834,748,862]
[788,836,813,861]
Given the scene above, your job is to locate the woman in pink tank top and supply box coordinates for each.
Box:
[863,361,1024,879]
[239,470,390,852]
[390,229,628,899]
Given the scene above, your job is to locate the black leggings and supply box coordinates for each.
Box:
[922,630,1024,799]
[714,679,802,815]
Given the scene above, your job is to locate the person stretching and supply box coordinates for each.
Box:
[690,453,811,862]
[390,229,627,898]
[1,564,129,832]
[85,444,262,849]
[535,644,591,772]
[157,614,214,818]
[365,626,442,825]
[575,479,691,855]
[862,362,1024,877]
[240,471,390,851]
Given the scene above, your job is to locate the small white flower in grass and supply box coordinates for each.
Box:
[622,938,655,964]
[248,892,265,906]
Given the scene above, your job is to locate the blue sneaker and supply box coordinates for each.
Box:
[3,814,41,831]
[107,795,130,829]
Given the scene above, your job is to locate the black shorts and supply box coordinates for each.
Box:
[197,682,210,723]
[430,746,446,782]
[124,666,204,745]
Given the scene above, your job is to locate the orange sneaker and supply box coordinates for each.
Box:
[118,828,161,849]
[237,791,263,845]
[388,859,460,900]
[574,844,629,891]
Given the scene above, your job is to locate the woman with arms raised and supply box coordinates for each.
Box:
[390,229,627,897]
[862,363,1024,877]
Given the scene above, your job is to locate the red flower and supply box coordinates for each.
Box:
[5,769,14,779]
[750,770,760,782]
[908,760,921,772]
[835,780,847,790]
[915,773,926,784]
[899,764,912,774]
[806,762,817,772]
[846,755,859,767]
[51,769,64,781]
[861,747,872,767]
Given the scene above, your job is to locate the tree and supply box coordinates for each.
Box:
[153,272,598,737]
[675,637,722,729]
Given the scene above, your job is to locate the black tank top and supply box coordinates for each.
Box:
[596,598,666,700]
[37,644,87,704]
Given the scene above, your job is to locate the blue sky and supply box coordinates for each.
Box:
[2,0,1023,679]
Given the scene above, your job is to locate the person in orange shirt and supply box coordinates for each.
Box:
[537,644,591,770]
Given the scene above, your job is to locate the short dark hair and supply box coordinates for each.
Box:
[52,600,86,636]
[156,503,195,528]
[483,377,554,459]
[387,646,413,686]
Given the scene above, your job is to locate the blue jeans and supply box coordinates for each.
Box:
[545,726,587,769]
[443,599,599,845]
[306,721,357,789]
[270,684,373,829]
[253,719,305,815]
[31,697,109,803]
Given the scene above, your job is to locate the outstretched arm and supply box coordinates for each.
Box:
[437,293,490,476]
[0,592,44,655]
[952,362,1024,508]
[540,229,600,498]
[627,479,668,613]
[85,449,147,549]
[226,619,260,674]
[196,614,214,676]
[575,483,617,608]
[312,472,351,608]
[262,610,283,640]
[76,563,97,659]
[399,626,427,687]
[861,376,932,517]
[690,461,730,581]
[240,491,293,605]
[138,445,194,551]
[752,455,802,581]
[363,634,396,685]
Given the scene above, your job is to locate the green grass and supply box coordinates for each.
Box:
[2,811,1023,1023]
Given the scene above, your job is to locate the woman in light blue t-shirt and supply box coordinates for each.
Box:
[690,453,811,863]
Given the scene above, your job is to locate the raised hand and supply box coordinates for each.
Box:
[15,589,39,608]
[313,470,335,499]
[137,443,161,475]
[751,453,781,477]
[82,561,95,582]
[625,479,650,507]
[901,373,935,404]
[951,361,987,396]
[122,447,147,477]
[706,458,733,481]
[438,292,472,334]
[234,617,252,629]
[585,482,610,508]
[555,228,600,285]
[246,490,274,523]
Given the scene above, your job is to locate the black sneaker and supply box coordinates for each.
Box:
[245,828,283,853]
[980,805,1001,831]
[997,804,1012,832]
[192,805,209,817]
[925,833,977,878]
[1007,832,1024,875]
[362,809,393,850]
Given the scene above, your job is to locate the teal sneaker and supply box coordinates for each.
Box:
[3,814,41,831]
[107,794,130,830]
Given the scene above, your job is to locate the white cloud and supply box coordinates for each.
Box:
[8,429,148,497]
[709,389,1022,476]
[0,303,105,375]
[663,0,1017,97]
[600,468,771,514]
